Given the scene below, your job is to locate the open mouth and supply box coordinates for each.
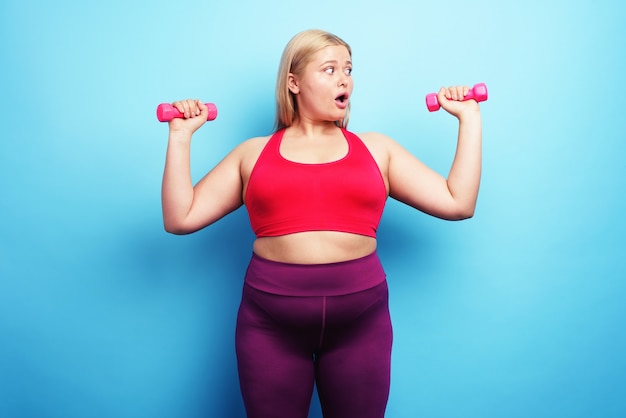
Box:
[335,93,349,104]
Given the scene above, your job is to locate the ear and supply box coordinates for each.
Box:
[288,73,300,94]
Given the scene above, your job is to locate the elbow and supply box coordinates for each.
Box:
[457,207,476,221]
[448,204,476,221]
[164,225,185,235]
[163,220,192,235]
[164,227,187,235]
[457,210,475,221]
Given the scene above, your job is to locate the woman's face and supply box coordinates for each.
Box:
[289,45,353,123]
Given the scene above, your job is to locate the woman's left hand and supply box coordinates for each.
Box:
[437,85,480,119]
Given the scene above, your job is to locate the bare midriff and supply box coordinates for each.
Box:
[253,231,377,265]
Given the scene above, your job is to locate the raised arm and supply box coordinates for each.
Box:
[161,99,244,234]
[386,85,482,220]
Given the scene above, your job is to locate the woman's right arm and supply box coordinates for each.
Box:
[161,99,244,234]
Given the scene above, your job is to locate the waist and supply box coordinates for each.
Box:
[244,250,386,296]
[252,231,377,264]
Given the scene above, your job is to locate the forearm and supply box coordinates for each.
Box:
[446,110,482,218]
[161,132,195,233]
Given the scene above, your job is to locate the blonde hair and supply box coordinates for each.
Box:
[274,29,352,131]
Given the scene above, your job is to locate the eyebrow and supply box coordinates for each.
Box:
[319,59,353,67]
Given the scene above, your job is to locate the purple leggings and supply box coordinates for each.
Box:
[235,252,392,418]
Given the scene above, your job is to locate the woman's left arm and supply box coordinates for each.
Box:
[382,85,482,220]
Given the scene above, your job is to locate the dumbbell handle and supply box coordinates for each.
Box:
[425,83,488,112]
[156,103,218,122]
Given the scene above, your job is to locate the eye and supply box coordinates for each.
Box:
[324,67,335,74]
[345,67,352,76]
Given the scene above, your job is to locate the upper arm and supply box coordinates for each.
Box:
[181,135,270,233]
[189,148,245,227]
[370,133,467,220]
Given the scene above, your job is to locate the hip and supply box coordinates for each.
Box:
[244,249,386,297]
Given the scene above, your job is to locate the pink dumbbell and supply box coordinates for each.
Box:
[425,83,488,112]
[156,102,218,122]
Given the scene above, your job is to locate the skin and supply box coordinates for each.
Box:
[162,45,482,264]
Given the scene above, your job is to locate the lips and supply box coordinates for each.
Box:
[335,92,350,109]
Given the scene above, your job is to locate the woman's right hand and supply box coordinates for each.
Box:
[168,99,209,135]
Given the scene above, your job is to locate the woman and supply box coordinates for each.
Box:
[161,29,481,418]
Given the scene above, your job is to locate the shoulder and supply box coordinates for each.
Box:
[356,131,412,154]
[355,131,392,144]
[232,134,272,157]
[231,134,273,176]
[239,134,272,149]
[352,131,399,155]
[345,131,395,176]
[352,131,419,170]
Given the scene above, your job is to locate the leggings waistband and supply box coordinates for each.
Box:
[244,251,386,297]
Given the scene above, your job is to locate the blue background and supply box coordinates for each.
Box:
[1,0,625,417]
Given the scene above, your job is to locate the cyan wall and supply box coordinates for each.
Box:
[1,1,624,417]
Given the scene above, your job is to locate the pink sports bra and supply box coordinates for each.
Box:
[245,128,387,238]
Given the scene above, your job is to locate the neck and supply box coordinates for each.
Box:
[288,118,341,139]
